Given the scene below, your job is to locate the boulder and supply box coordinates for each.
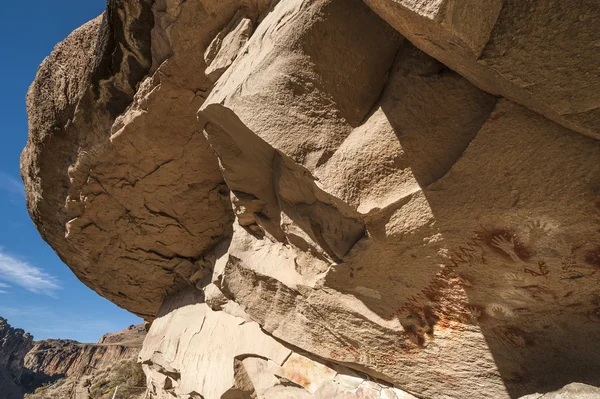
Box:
[140,289,418,399]
[361,0,600,139]
[22,0,600,398]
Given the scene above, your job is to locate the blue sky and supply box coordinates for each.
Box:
[1,1,142,343]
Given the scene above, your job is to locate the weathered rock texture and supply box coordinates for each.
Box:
[98,324,146,346]
[140,288,417,399]
[362,0,600,139]
[520,382,600,399]
[22,0,600,398]
[22,324,146,399]
[0,318,33,399]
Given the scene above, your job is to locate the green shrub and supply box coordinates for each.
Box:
[89,359,146,399]
[25,359,147,399]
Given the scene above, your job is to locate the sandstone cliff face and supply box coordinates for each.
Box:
[22,0,600,398]
[0,318,33,399]
[98,324,146,346]
[22,325,145,391]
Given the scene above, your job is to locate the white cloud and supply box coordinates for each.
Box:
[0,171,25,197]
[0,251,61,296]
[0,282,9,294]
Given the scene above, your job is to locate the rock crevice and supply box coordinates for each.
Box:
[22,0,600,398]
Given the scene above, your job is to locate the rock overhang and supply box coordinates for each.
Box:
[21,0,600,398]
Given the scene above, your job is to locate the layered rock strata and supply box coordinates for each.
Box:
[22,0,600,398]
[0,318,33,399]
[21,324,145,391]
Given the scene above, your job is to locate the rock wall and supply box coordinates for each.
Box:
[140,288,418,399]
[21,325,145,392]
[362,0,600,139]
[0,318,33,399]
[22,0,600,398]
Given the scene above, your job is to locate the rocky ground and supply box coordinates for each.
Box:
[20,0,600,398]
[23,358,146,399]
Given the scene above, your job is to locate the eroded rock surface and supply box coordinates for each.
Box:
[0,318,33,399]
[22,325,145,390]
[362,0,600,139]
[23,0,600,398]
[519,382,600,399]
[22,324,146,399]
[141,288,417,399]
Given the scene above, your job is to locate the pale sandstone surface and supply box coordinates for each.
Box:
[22,0,600,398]
[140,288,418,399]
[362,0,600,139]
[519,382,600,399]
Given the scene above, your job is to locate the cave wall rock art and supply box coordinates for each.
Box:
[22,0,600,398]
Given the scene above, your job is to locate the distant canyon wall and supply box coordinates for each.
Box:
[21,324,145,392]
[0,318,145,398]
[0,318,33,399]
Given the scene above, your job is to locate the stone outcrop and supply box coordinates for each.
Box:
[140,288,417,399]
[21,324,145,391]
[520,382,600,399]
[0,318,33,399]
[98,324,146,346]
[0,319,145,398]
[22,0,600,398]
[362,0,600,140]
